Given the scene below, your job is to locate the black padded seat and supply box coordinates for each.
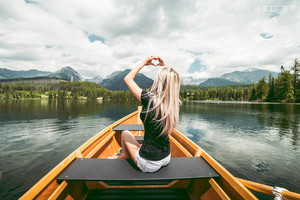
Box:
[113,124,144,131]
[86,189,191,200]
[57,157,219,183]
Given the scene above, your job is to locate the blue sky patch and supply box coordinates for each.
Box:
[188,58,207,73]
[45,45,52,49]
[88,34,106,43]
[269,13,280,19]
[186,50,202,56]
[260,33,273,39]
[24,0,38,4]
[62,53,71,57]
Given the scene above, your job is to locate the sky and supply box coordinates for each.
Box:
[0,0,299,79]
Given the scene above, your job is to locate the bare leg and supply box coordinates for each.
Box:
[117,132,131,159]
[117,130,141,162]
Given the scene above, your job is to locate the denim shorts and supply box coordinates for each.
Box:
[136,148,171,173]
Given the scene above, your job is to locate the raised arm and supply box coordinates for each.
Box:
[124,56,165,102]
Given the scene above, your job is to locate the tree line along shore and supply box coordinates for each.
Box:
[0,59,299,103]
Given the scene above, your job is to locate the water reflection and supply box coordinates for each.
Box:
[180,101,300,149]
[0,99,140,121]
[253,104,299,148]
[0,99,140,200]
[0,100,299,199]
[179,101,300,194]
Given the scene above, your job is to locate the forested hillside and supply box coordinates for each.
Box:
[1,59,299,103]
[0,81,136,101]
[181,59,300,103]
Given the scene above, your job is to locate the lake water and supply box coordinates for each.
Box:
[0,100,299,199]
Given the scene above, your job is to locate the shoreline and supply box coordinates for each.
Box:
[184,100,300,105]
[1,98,299,105]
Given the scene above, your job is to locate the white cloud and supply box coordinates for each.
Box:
[0,0,299,79]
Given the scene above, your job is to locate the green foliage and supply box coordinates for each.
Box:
[274,70,294,102]
[4,91,9,99]
[247,68,295,102]
[291,59,300,102]
[180,84,252,101]
[0,81,136,101]
[181,59,298,103]
[249,86,257,101]
[266,73,275,102]
[256,76,269,100]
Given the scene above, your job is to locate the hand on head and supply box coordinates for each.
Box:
[143,56,166,67]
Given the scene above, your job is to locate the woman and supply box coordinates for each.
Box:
[117,56,181,173]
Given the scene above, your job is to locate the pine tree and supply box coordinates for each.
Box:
[274,70,294,102]
[266,74,275,102]
[30,90,34,98]
[256,77,269,101]
[296,80,300,102]
[250,85,257,101]
[291,59,300,101]
[280,65,285,74]
[4,91,10,99]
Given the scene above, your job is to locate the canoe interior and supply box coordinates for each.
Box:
[20,107,258,200]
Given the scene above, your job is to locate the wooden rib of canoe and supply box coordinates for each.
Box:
[20,107,300,200]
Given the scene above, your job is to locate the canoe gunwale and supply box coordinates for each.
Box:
[237,178,300,200]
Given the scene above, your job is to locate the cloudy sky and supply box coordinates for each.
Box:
[0,0,299,79]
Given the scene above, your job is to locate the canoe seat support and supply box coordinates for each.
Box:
[57,157,219,184]
[113,124,144,131]
[134,136,144,144]
[114,124,145,142]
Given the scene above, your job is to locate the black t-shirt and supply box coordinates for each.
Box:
[139,90,170,161]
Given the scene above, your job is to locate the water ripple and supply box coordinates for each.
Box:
[1,101,300,199]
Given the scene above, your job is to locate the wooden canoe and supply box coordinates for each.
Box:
[19,107,300,200]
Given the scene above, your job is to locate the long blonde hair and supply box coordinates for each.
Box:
[144,66,181,136]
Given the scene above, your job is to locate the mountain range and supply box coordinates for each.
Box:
[0,66,83,81]
[85,76,103,83]
[100,69,153,91]
[0,66,279,89]
[200,68,278,86]
[0,68,52,79]
[49,66,83,81]
[0,67,153,91]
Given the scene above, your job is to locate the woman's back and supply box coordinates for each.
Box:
[139,90,170,160]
